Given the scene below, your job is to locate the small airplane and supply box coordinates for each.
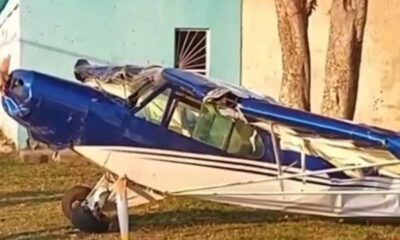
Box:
[2,57,400,237]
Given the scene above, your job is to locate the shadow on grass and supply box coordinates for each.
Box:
[106,206,308,233]
[0,190,62,208]
[106,197,400,232]
[130,209,286,228]
[0,226,75,240]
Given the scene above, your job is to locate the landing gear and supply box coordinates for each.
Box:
[61,178,112,233]
[62,173,162,234]
[61,185,91,219]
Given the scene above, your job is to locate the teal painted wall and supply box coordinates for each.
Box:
[20,0,242,84]
[0,0,8,13]
[20,0,116,76]
[112,0,242,83]
[16,0,241,148]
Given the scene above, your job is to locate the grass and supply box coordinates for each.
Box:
[1,152,400,239]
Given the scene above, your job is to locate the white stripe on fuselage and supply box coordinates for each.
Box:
[73,145,400,190]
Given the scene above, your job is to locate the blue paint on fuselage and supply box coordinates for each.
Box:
[2,68,400,180]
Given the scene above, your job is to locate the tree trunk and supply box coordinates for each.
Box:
[321,0,368,119]
[275,0,314,111]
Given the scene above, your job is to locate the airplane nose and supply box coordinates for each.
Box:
[1,70,88,149]
[2,70,34,118]
[7,70,33,102]
[1,69,130,149]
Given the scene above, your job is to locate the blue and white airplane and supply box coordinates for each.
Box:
[2,57,400,234]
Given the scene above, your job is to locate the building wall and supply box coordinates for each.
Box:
[354,1,400,130]
[20,0,117,79]
[241,0,282,100]
[0,0,27,148]
[112,0,242,83]
[0,0,241,148]
[242,0,400,130]
[19,0,242,84]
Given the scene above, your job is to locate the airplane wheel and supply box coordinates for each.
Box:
[70,206,109,233]
[61,185,91,219]
[61,185,109,233]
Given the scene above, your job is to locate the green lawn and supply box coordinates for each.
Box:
[1,151,400,240]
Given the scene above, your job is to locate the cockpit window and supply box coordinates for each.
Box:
[168,101,200,137]
[227,120,264,159]
[190,103,264,159]
[193,104,233,149]
[135,88,171,125]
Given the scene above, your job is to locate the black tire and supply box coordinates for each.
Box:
[70,206,109,233]
[61,185,91,220]
[61,185,109,233]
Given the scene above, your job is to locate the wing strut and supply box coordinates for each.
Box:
[270,123,284,192]
[115,177,130,240]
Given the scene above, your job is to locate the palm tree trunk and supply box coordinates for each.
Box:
[275,0,313,111]
[321,0,368,119]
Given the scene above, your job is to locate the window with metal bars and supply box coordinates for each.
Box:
[175,28,209,75]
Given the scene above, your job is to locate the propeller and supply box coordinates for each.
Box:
[115,176,130,240]
[0,55,10,94]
